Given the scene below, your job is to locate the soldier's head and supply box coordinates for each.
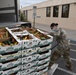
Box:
[55,23,58,27]
[50,23,58,30]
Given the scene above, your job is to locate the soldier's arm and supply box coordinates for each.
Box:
[49,30,55,36]
[61,29,67,38]
[49,30,60,36]
[49,32,54,36]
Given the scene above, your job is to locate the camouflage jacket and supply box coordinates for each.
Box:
[50,28,70,47]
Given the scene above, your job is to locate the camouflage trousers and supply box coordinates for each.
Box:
[49,45,73,68]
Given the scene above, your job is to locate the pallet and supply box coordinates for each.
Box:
[48,63,58,75]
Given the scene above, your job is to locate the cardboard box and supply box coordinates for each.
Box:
[38,44,52,52]
[0,66,20,75]
[22,47,39,57]
[37,67,48,75]
[0,28,22,54]
[27,29,53,46]
[16,66,37,75]
[6,27,40,48]
[0,51,21,62]
[0,44,21,54]
[38,50,51,60]
[39,37,53,46]
[0,27,52,75]
[13,33,39,49]
[26,72,37,75]
[37,62,49,70]
[38,57,50,65]
[0,59,21,71]
[8,27,28,35]
[14,67,48,75]
[18,36,39,49]
[19,54,39,64]
[19,61,38,70]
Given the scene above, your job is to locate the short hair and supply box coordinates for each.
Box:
[55,23,58,26]
[50,23,56,28]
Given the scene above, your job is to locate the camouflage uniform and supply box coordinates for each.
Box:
[49,28,73,70]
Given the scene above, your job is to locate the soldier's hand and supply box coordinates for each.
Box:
[49,32,54,36]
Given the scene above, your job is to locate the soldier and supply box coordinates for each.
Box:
[49,23,73,70]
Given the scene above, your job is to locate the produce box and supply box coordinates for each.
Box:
[38,57,50,65]
[19,61,38,70]
[26,72,37,75]
[38,44,51,52]
[16,66,37,75]
[0,66,20,75]
[24,71,48,75]
[5,64,49,75]
[37,62,49,70]
[7,27,53,48]
[7,27,40,48]
[38,50,51,60]
[37,67,48,75]
[25,28,53,46]
[0,59,21,71]
[0,28,21,54]
[12,33,39,48]
[22,47,39,57]
[8,27,28,35]
[0,51,21,62]
[19,54,39,64]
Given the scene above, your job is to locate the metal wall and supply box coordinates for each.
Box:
[0,0,20,22]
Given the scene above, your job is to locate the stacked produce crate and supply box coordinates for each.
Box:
[0,28,22,75]
[0,27,53,75]
[27,28,52,75]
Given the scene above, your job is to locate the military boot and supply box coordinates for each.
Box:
[66,64,73,71]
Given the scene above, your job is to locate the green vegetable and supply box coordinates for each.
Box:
[40,37,46,40]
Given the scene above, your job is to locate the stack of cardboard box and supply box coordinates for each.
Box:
[0,27,53,75]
